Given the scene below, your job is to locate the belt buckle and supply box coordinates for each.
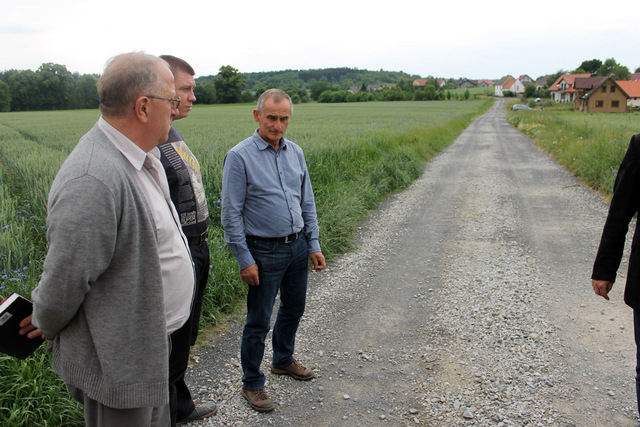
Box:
[284,232,297,243]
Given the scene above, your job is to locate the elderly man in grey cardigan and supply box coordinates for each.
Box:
[20,52,195,427]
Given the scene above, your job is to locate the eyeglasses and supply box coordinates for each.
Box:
[145,95,181,109]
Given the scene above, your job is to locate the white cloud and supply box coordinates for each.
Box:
[1,0,638,78]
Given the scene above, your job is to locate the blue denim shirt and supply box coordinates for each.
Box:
[221,130,321,270]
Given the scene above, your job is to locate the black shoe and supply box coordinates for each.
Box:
[176,402,218,425]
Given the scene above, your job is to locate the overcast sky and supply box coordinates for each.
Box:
[2,0,638,80]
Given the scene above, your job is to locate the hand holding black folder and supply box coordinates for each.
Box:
[0,293,45,359]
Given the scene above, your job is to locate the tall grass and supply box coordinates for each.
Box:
[0,354,83,426]
[508,109,640,197]
[0,100,489,425]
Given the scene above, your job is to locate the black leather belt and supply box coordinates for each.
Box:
[248,232,299,244]
[188,230,208,245]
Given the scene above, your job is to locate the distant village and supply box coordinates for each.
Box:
[412,73,640,113]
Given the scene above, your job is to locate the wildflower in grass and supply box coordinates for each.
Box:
[1,275,7,279]
[0,286,4,290]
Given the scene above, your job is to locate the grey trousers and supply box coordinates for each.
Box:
[68,385,170,427]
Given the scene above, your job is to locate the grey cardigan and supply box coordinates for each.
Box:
[32,124,170,408]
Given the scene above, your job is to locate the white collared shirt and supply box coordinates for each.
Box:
[98,117,194,334]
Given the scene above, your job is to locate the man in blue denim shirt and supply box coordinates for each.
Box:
[221,89,326,412]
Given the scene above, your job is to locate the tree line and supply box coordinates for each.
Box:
[2,58,637,112]
[0,63,251,113]
[0,64,429,112]
[0,63,98,112]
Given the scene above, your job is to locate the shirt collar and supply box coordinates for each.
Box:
[98,117,160,170]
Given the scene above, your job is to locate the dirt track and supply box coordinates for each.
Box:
[187,98,639,426]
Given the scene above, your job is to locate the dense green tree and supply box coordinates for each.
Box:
[578,59,602,74]
[317,90,333,103]
[346,91,373,102]
[396,79,414,92]
[414,85,437,101]
[613,65,631,80]
[375,88,406,101]
[0,80,11,112]
[254,87,267,101]
[524,84,536,98]
[194,81,217,104]
[0,69,19,84]
[596,58,630,80]
[310,81,337,100]
[9,70,40,111]
[37,63,72,110]
[214,65,245,104]
[239,90,254,103]
[74,74,99,109]
[285,87,308,103]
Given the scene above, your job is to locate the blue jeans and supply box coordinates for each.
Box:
[241,234,309,391]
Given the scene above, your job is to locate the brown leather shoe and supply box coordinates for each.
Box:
[241,388,275,412]
[271,359,316,380]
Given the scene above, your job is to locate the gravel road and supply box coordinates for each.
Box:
[185,98,639,426]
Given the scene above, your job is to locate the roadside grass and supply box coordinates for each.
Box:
[0,100,490,425]
[507,108,640,198]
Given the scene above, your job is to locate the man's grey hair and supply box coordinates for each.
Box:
[97,52,169,118]
[256,89,293,115]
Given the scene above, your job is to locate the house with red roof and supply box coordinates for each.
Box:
[548,73,592,102]
[629,72,640,81]
[575,76,629,113]
[412,78,428,89]
[518,75,534,86]
[617,80,640,109]
[494,76,525,96]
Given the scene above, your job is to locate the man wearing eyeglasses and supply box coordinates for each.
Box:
[21,52,194,427]
[157,55,217,425]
